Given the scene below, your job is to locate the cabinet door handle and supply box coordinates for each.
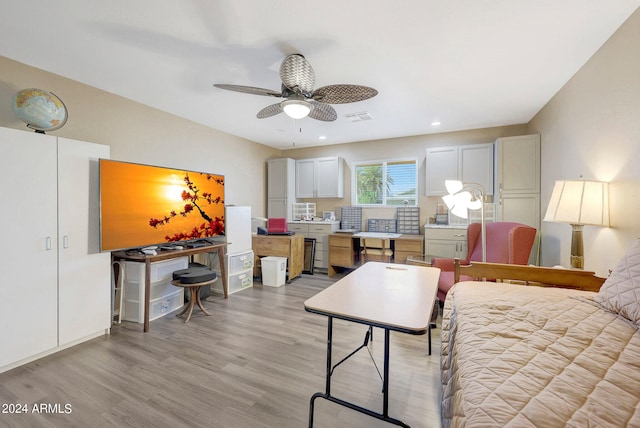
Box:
[63,235,69,249]
[499,184,503,205]
[46,236,52,251]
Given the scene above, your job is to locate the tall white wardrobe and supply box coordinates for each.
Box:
[0,126,111,373]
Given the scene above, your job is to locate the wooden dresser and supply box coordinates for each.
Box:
[393,235,425,263]
[252,234,305,281]
[328,233,424,276]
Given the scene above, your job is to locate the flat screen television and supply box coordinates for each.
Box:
[99,159,225,252]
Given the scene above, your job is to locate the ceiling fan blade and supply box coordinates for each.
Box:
[309,101,337,122]
[257,103,284,119]
[279,54,315,95]
[214,84,282,98]
[312,84,378,104]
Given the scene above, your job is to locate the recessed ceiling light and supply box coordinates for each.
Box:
[319,136,327,140]
[431,121,441,126]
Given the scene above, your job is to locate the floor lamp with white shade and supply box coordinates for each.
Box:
[442,180,486,262]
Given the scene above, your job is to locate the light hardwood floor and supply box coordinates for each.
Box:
[0,273,442,428]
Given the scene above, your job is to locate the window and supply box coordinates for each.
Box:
[353,158,417,206]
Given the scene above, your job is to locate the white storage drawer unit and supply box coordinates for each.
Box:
[209,250,254,295]
[228,250,254,274]
[212,269,253,294]
[229,270,253,293]
[122,257,187,323]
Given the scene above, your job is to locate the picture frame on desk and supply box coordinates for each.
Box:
[303,238,316,274]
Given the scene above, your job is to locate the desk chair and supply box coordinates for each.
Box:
[361,238,393,263]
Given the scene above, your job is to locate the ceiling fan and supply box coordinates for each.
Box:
[214,54,378,121]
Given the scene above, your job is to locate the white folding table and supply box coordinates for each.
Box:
[304,261,440,427]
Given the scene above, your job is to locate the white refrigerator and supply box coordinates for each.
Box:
[225,205,252,254]
[221,206,254,294]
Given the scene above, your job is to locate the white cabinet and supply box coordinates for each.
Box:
[460,144,494,195]
[267,158,296,221]
[57,138,111,346]
[425,146,457,195]
[225,206,252,255]
[0,129,58,369]
[424,227,468,259]
[200,206,254,295]
[495,134,540,229]
[295,159,316,198]
[425,143,494,196]
[295,157,344,198]
[0,127,110,372]
[288,221,340,270]
[223,206,253,294]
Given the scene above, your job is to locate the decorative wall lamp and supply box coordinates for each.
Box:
[442,180,486,262]
[543,180,609,269]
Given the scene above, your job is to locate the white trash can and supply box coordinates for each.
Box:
[260,256,287,287]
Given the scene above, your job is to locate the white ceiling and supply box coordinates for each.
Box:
[2,1,638,149]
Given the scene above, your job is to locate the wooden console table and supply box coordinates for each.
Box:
[112,242,227,332]
[252,234,304,282]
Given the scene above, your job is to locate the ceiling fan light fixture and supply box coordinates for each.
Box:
[282,99,312,119]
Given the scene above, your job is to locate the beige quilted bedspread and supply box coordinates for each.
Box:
[441,281,640,428]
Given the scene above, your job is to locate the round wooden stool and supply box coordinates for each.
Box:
[171,277,217,323]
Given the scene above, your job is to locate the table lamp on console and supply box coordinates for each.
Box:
[543,180,609,269]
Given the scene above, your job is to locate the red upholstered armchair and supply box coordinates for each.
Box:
[431,222,537,302]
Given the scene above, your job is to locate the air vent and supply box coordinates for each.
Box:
[345,112,373,122]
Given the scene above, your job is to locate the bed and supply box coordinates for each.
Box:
[441,240,640,428]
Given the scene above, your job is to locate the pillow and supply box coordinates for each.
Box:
[596,238,640,326]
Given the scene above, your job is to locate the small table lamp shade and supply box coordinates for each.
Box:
[543,180,609,269]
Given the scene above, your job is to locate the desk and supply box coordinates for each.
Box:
[112,242,227,332]
[304,262,439,427]
[252,234,304,281]
[328,233,424,275]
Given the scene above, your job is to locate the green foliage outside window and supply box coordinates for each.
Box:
[354,159,416,206]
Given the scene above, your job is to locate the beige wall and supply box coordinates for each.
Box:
[0,56,281,218]
[282,125,528,226]
[3,3,639,278]
[529,8,640,276]
[0,55,527,245]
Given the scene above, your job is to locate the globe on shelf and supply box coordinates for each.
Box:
[12,88,68,133]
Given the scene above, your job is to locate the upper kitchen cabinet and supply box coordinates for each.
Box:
[494,134,541,229]
[495,134,540,195]
[295,156,344,198]
[425,143,494,196]
[267,158,296,220]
